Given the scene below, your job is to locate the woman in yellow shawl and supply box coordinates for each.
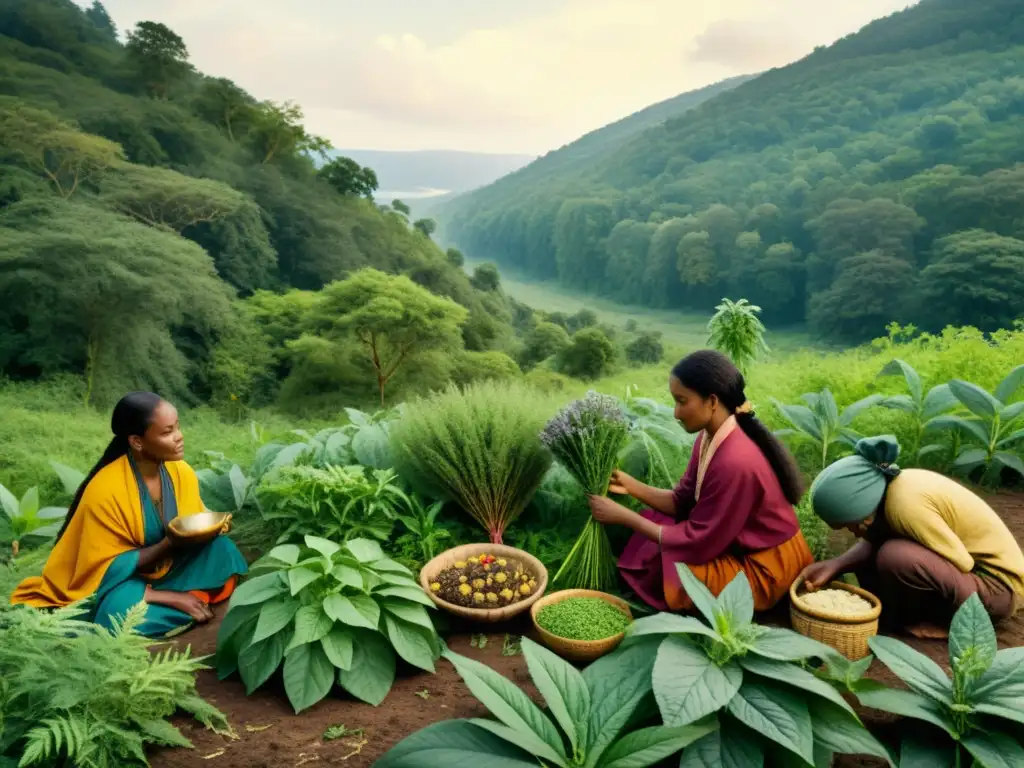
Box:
[10,392,248,638]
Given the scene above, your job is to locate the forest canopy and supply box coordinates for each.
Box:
[440,0,1024,343]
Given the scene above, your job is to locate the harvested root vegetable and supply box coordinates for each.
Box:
[431,554,538,608]
[802,588,873,614]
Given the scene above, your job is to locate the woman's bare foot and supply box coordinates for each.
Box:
[907,623,948,640]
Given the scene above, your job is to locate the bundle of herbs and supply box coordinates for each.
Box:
[541,392,629,592]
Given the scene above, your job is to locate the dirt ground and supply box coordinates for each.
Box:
[151,492,1024,768]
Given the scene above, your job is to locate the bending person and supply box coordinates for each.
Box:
[802,435,1023,638]
[11,392,248,638]
[589,350,813,612]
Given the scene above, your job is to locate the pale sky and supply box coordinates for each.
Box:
[79,0,915,154]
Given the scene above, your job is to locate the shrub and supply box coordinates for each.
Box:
[771,388,883,471]
[706,298,769,375]
[215,536,440,713]
[451,350,521,387]
[558,327,615,380]
[0,602,229,766]
[625,331,664,366]
[390,380,552,544]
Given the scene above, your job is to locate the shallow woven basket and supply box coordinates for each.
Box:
[789,576,882,660]
[419,543,548,623]
[531,589,633,663]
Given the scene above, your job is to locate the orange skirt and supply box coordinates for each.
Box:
[664,531,814,612]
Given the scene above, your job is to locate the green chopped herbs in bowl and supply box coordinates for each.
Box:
[536,597,632,641]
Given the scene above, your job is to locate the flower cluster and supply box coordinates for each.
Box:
[541,391,629,496]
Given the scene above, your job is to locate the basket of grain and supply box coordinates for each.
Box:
[419,544,548,623]
[789,576,881,660]
[531,589,633,663]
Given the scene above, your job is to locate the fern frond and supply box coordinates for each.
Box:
[131,717,193,748]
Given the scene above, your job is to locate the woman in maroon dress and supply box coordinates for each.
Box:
[588,350,814,612]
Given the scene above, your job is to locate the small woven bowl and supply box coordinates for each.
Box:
[167,512,231,546]
[531,589,633,663]
[789,576,881,660]
[419,544,548,623]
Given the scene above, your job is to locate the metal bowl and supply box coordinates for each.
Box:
[168,511,231,544]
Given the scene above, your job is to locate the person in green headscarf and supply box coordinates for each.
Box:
[801,435,1024,638]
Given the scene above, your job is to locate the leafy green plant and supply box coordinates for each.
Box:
[0,602,229,767]
[618,386,694,489]
[624,564,892,766]
[925,365,1024,482]
[197,461,256,515]
[257,465,411,544]
[390,380,552,544]
[0,483,68,558]
[856,594,1024,766]
[376,637,715,767]
[393,495,449,567]
[215,536,440,713]
[771,388,883,469]
[876,358,960,463]
[706,298,769,375]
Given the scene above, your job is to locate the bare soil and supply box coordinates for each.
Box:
[151,493,1024,768]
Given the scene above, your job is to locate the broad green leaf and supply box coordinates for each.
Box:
[855,689,955,735]
[378,570,421,588]
[238,631,287,694]
[288,566,321,596]
[971,647,1024,699]
[330,563,363,589]
[346,538,384,563]
[962,731,1024,768]
[443,648,566,761]
[879,394,916,414]
[999,401,1024,425]
[26,520,62,538]
[879,359,922,404]
[321,626,354,670]
[714,572,754,627]
[625,612,719,643]
[215,603,260,680]
[49,461,85,496]
[679,724,763,768]
[582,641,657,767]
[252,596,300,644]
[268,544,300,565]
[922,384,960,421]
[370,556,414,575]
[384,614,436,672]
[747,627,839,664]
[653,636,742,727]
[229,464,248,509]
[0,484,20,519]
[867,636,953,703]
[739,655,857,719]
[809,701,893,766]
[899,732,957,768]
[597,720,718,768]
[375,585,436,607]
[521,636,590,754]
[382,599,435,631]
[19,486,39,516]
[304,535,341,558]
[926,415,990,446]
[323,593,379,629]
[949,380,1001,420]
[287,605,334,652]
[841,394,883,426]
[997,428,1024,449]
[283,642,335,713]
[974,700,1024,726]
[337,629,396,705]
[229,572,287,608]
[993,451,1024,478]
[375,720,539,767]
[727,681,813,764]
[994,364,1024,405]
[35,506,68,520]
[948,593,997,675]
[954,447,990,473]
[772,401,823,442]
[469,719,568,767]
[675,564,719,626]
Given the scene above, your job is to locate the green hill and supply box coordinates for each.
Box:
[0,0,520,412]
[443,0,1024,342]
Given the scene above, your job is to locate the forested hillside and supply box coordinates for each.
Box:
[0,0,523,413]
[443,0,1024,342]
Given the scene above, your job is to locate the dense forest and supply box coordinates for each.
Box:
[441,0,1024,343]
[0,0,562,413]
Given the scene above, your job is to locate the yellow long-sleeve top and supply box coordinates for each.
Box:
[884,468,1024,598]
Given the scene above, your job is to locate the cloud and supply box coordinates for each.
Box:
[84,0,917,153]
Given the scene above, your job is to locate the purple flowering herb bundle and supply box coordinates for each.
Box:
[541,391,630,592]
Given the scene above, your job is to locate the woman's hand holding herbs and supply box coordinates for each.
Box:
[607,469,633,496]
[588,495,634,526]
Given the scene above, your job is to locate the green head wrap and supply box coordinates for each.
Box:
[809,435,902,526]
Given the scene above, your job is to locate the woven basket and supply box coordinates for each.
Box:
[789,576,881,660]
[531,589,633,663]
[419,543,548,623]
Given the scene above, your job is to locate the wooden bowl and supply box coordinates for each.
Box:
[789,576,881,660]
[168,512,231,546]
[531,589,633,663]
[419,543,548,623]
